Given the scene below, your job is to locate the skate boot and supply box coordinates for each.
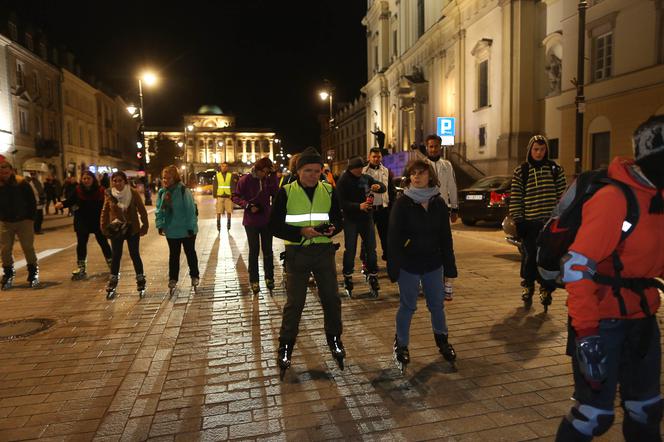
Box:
[277,341,295,380]
[539,286,553,312]
[360,261,368,276]
[191,276,200,292]
[368,274,380,298]
[168,279,177,296]
[71,260,87,280]
[393,335,410,375]
[136,274,147,298]
[226,218,231,231]
[250,281,260,295]
[105,257,113,270]
[434,333,457,369]
[266,278,275,295]
[343,274,353,298]
[1,266,15,290]
[326,335,346,370]
[106,274,119,299]
[216,218,221,232]
[521,285,534,308]
[27,264,40,288]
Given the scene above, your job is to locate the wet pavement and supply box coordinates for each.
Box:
[0,195,651,440]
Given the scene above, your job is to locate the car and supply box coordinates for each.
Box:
[458,175,512,226]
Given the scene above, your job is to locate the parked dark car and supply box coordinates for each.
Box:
[458,175,511,226]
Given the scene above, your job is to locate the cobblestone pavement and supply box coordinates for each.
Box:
[0,196,655,441]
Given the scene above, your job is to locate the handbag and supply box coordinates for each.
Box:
[106,219,128,240]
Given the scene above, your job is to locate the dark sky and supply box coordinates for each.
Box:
[7,0,368,152]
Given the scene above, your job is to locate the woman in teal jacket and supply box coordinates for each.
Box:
[156,165,200,290]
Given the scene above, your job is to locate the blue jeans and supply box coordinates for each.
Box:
[396,266,447,346]
[342,218,377,276]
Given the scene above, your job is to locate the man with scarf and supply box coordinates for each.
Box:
[361,147,395,262]
[0,155,39,289]
[425,134,459,300]
[509,135,566,309]
[555,116,664,441]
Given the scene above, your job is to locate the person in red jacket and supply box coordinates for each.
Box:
[556,115,664,441]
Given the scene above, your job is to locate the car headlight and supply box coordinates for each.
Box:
[196,186,203,193]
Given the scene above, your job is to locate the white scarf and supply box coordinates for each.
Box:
[111,185,132,210]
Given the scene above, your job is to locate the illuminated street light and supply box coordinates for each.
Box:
[319,91,329,101]
[131,70,159,205]
[126,104,137,116]
[142,71,158,87]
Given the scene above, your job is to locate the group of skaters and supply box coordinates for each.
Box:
[0,115,662,440]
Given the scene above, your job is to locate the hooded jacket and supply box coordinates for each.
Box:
[155,182,198,239]
[231,171,278,227]
[566,157,664,333]
[509,138,567,222]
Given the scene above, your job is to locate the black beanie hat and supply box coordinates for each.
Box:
[296,147,323,170]
[347,156,364,170]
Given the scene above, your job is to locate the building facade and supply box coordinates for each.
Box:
[144,105,276,175]
[61,69,98,177]
[0,35,13,157]
[321,96,367,175]
[363,0,664,178]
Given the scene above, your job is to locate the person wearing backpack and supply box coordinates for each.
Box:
[155,165,200,292]
[509,135,567,309]
[555,115,664,441]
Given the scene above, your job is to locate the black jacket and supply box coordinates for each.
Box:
[336,170,387,222]
[62,184,106,233]
[387,194,457,282]
[0,176,37,222]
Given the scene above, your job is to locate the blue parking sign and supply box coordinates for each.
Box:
[437,117,455,137]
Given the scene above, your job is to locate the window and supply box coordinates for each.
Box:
[67,122,73,144]
[592,132,611,169]
[89,128,94,149]
[593,32,613,81]
[373,45,378,72]
[8,22,17,40]
[48,119,56,139]
[35,114,42,137]
[79,125,84,147]
[393,30,397,56]
[417,0,425,38]
[19,109,29,134]
[478,60,489,108]
[25,33,33,51]
[33,72,39,95]
[548,138,560,159]
[46,78,53,102]
[479,126,487,147]
[16,61,25,88]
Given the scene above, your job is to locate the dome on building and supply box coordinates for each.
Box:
[197,105,224,115]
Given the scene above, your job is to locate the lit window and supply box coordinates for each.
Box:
[16,61,24,88]
[593,32,613,81]
[19,109,29,134]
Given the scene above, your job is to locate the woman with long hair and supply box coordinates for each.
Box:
[155,165,200,293]
[387,159,458,374]
[56,170,112,279]
[101,171,149,298]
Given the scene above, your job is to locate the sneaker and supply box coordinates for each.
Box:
[444,281,454,301]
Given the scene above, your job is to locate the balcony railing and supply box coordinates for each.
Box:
[34,138,60,158]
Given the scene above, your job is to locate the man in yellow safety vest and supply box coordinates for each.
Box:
[212,162,235,231]
[268,147,345,379]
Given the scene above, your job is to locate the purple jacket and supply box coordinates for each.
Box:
[232,172,278,227]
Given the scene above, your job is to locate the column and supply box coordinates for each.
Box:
[242,139,247,162]
[269,139,274,161]
[250,139,256,161]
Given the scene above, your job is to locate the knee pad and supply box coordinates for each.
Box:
[623,396,663,425]
[568,404,614,437]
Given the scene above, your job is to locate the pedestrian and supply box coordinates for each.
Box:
[26,171,45,234]
[232,157,278,294]
[52,175,63,214]
[0,156,40,289]
[268,146,345,378]
[280,154,300,187]
[55,171,112,280]
[62,176,77,216]
[212,162,236,232]
[100,170,149,299]
[425,134,459,300]
[155,165,200,292]
[322,163,336,187]
[100,173,110,189]
[362,147,396,262]
[555,116,664,440]
[44,176,56,215]
[336,155,386,298]
[509,134,566,309]
[387,159,458,373]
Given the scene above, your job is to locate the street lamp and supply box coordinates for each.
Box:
[132,70,159,205]
[574,0,588,176]
[319,90,333,128]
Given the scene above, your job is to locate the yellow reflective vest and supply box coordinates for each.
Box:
[284,181,333,245]
[216,172,232,196]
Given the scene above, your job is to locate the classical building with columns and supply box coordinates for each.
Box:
[144,105,276,174]
[363,0,664,181]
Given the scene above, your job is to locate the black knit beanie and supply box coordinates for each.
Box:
[296,147,323,170]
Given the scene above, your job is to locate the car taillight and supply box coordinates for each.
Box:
[489,191,509,206]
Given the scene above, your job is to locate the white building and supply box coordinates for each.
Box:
[0,35,14,159]
[363,0,664,178]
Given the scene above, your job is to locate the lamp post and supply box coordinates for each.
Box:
[319,86,335,160]
[319,90,333,129]
[574,0,588,176]
[131,71,158,205]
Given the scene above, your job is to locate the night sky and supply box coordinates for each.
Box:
[6,0,368,152]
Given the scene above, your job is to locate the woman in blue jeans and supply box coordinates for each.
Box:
[387,159,458,371]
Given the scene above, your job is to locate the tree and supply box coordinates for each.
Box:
[148,134,181,177]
